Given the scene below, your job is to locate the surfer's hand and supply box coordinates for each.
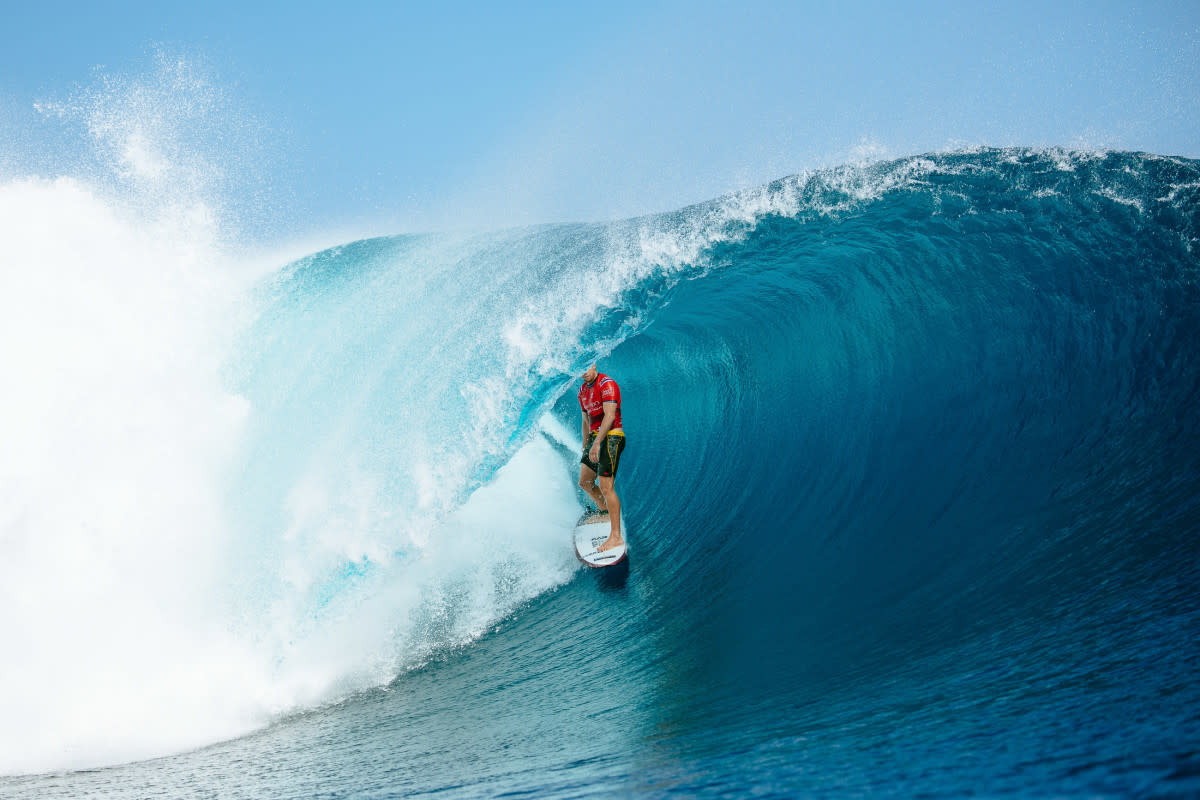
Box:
[589,444,600,462]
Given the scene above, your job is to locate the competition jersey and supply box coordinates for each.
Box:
[578,373,622,432]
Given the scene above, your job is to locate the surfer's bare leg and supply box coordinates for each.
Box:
[596,476,622,552]
[578,464,608,513]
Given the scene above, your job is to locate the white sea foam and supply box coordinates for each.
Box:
[0,172,266,774]
[0,58,582,777]
[0,179,580,771]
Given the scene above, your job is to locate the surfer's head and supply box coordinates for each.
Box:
[582,363,598,384]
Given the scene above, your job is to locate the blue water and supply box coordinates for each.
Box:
[4,148,1199,798]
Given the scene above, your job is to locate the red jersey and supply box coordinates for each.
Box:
[579,373,622,432]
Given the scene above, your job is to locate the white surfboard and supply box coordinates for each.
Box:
[573,512,628,567]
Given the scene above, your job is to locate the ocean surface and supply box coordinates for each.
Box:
[2,148,1198,798]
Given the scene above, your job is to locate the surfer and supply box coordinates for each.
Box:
[578,363,626,552]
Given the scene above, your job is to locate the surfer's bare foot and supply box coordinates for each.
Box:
[597,535,623,552]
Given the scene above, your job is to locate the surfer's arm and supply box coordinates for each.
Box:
[594,402,618,442]
[581,412,590,450]
[585,404,618,459]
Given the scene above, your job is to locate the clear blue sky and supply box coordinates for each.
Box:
[2,0,1198,237]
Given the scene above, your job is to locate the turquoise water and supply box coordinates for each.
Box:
[2,149,1198,797]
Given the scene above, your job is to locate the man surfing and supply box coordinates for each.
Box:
[578,363,626,553]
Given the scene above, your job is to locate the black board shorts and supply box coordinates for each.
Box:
[582,431,626,478]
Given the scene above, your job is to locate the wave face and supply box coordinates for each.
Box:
[3,148,1199,796]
